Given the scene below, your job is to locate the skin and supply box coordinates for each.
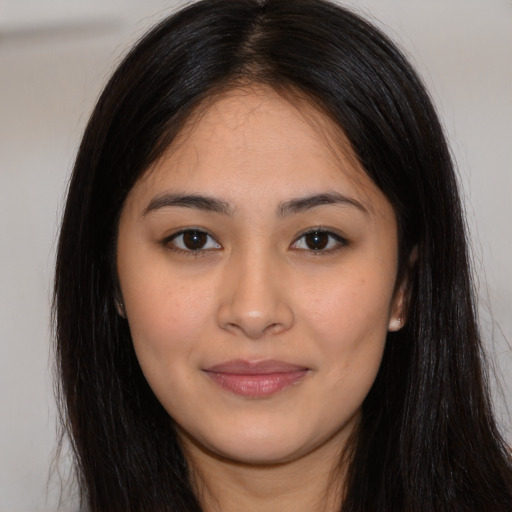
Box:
[117,87,405,512]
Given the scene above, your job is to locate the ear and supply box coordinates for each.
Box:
[116,300,127,318]
[388,285,406,332]
[388,246,417,332]
[113,287,127,318]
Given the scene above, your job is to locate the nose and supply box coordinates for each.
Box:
[216,251,294,339]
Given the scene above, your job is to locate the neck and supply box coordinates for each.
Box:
[180,429,353,512]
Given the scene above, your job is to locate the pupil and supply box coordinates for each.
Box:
[305,231,328,250]
[183,231,207,250]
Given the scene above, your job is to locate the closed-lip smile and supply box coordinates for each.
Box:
[203,359,310,397]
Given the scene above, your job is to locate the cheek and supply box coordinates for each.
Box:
[302,276,390,430]
[305,268,392,332]
[300,268,392,380]
[124,278,215,416]
[123,266,214,370]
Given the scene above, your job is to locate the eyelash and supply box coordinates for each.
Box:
[161,228,348,256]
[290,228,348,254]
[162,228,221,257]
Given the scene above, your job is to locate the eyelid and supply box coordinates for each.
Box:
[160,226,347,255]
[161,227,222,254]
[290,227,348,253]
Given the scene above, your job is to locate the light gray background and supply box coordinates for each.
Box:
[0,1,510,510]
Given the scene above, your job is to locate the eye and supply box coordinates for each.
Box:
[291,229,347,252]
[167,229,222,252]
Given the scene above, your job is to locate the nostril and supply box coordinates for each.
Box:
[264,323,283,335]
[216,293,294,339]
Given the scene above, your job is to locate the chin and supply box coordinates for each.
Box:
[211,440,309,466]
[180,420,330,466]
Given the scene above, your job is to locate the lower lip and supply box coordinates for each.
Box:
[204,370,308,397]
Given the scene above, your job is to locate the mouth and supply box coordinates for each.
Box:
[202,359,310,398]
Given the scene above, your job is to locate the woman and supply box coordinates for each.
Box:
[54,0,512,510]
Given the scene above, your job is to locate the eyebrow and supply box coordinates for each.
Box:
[142,191,368,218]
[278,192,368,217]
[143,193,234,216]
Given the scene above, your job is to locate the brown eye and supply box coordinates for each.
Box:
[291,229,347,253]
[169,230,221,252]
[182,230,208,250]
[304,231,329,250]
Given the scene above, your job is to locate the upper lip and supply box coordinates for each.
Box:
[204,359,309,374]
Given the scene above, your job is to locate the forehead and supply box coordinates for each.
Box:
[134,86,384,215]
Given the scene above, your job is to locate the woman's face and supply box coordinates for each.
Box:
[117,87,404,466]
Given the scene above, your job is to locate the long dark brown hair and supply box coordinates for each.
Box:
[54,0,512,510]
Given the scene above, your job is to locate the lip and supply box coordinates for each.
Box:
[203,359,310,398]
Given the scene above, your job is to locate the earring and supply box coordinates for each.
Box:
[115,300,126,318]
[388,314,403,332]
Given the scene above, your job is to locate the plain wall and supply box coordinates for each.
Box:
[0,1,510,510]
